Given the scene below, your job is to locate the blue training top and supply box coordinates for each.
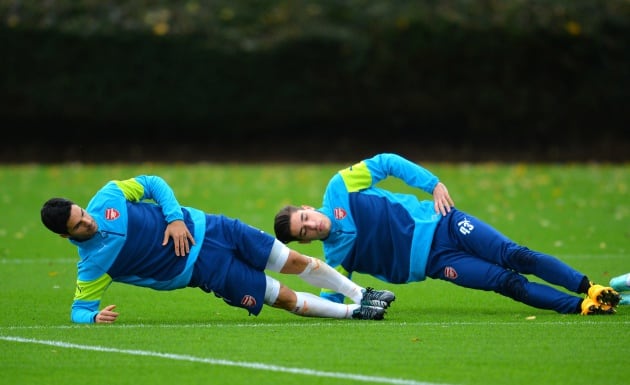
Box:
[318,153,442,302]
[68,175,206,323]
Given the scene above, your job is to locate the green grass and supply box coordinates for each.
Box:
[1,161,628,385]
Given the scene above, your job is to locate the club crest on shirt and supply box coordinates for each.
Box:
[444,266,458,279]
[241,295,256,308]
[105,208,120,221]
[333,207,347,220]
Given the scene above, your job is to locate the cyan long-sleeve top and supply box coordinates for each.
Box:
[319,153,442,300]
[69,175,205,323]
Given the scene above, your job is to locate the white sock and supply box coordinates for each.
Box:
[292,292,359,318]
[298,257,363,303]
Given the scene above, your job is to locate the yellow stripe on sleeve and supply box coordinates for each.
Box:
[74,274,113,301]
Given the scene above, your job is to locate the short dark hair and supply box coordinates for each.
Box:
[273,205,300,244]
[41,197,74,235]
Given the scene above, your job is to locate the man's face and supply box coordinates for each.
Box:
[290,208,331,242]
[65,204,98,240]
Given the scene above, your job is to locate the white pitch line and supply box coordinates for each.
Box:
[0,335,451,385]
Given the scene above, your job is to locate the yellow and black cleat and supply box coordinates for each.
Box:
[588,283,622,307]
[580,297,616,315]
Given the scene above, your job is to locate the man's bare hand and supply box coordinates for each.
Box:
[95,304,119,323]
[163,219,195,256]
[433,182,455,216]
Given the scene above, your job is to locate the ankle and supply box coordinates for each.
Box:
[578,276,591,294]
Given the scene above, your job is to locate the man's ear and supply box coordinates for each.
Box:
[301,205,315,210]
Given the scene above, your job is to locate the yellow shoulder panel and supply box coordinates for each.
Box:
[114,178,144,202]
[339,161,372,192]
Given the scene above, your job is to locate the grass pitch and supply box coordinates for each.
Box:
[0,161,628,385]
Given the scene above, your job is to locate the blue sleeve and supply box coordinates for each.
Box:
[116,175,184,223]
[70,273,114,323]
[71,300,99,323]
[363,153,439,195]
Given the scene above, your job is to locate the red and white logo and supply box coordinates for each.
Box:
[444,266,458,280]
[333,207,347,220]
[241,295,256,308]
[105,208,120,221]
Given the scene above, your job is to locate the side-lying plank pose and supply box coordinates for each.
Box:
[40,175,395,324]
[274,153,621,315]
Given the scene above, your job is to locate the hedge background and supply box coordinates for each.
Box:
[1,1,628,163]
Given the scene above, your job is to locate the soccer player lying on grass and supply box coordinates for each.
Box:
[40,175,394,324]
[273,153,621,315]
